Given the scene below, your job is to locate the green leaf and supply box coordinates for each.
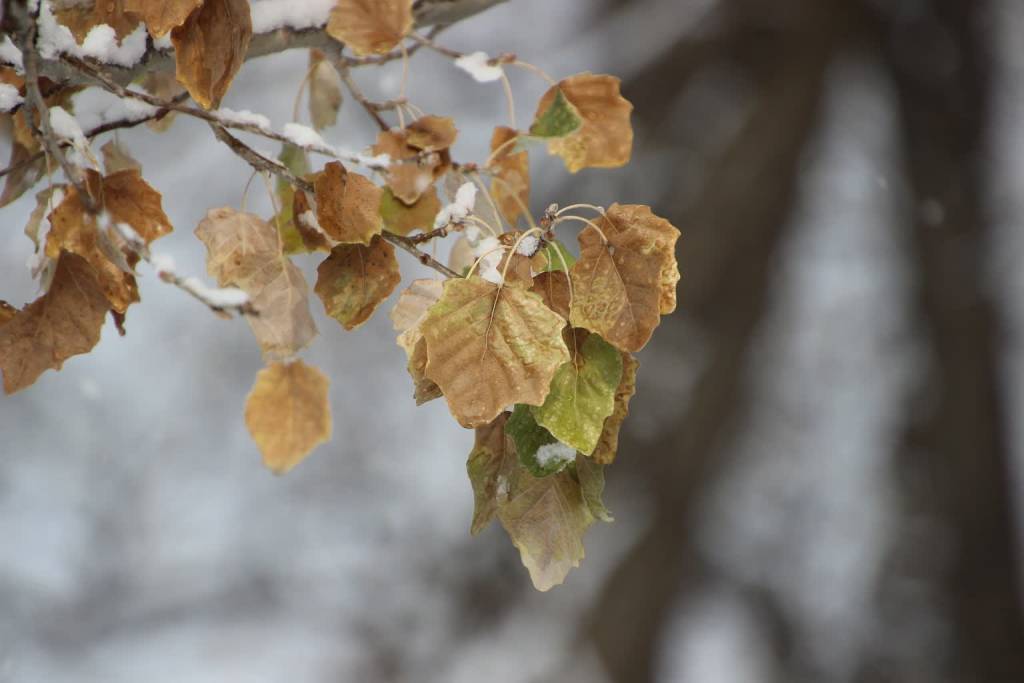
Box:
[275,143,310,254]
[532,332,623,455]
[538,239,576,273]
[575,453,613,522]
[528,89,582,139]
[507,404,574,477]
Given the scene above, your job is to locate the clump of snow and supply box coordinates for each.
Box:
[454,52,504,83]
[535,441,576,468]
[215,108,272,132]
[473,235,504,285]
[251,0,336,33]
[150,253,176,275]
[434,182,478,229]
[0,35,23,70]
[283,122,329,150]
[37,4,148,67]
[0,84,23,112]
[181,278,251,307]
[516,234,540,257]
[121,92,159,120]
[153,34,173,51]
[49,106,87,147]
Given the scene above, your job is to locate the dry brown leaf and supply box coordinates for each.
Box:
[496,232,535,288]
[405,115,458,152]
[531,270,570,320]
[372,129,450,205]
[194,208,318,359]
[308,49,343,131]
[326,0,413,56]
[244,359,332,474]
[489,126,530,225]
[170,0,252,109]
[0,253,108,394]
[56,0,142,43]
[408,336,442,405]
[313,161,383,245]
[1,141,45,208]
[466,412,516,535]
[390,277,444,354]
[314,236,401,331]
[102,169,174,243]
[126,0,204,37]
[0,301,15,327]
[592,351,638,464]
[291,188,333,252]
[141,71,186,132]
[380,187,440,237]
[569,203,679,352]
[533,73,633,173]
[421,277,569,428]
[101,140,142,174]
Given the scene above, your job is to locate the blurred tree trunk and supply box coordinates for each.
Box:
[861,1,1024,680]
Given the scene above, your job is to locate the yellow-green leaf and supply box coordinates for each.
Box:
[529,89,582,139]
[531,332,622,455]
[575,453,613,522]
[508,404,574,477]
[244,359,332,474]
[421,277,570,428]
[314,236,401,331]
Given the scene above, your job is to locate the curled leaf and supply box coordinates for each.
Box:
[308,49,343,131]
[0,253,108,394]
[466,412,517,535]
[194,208,318,359]
[327,0,413,56]
[421,277,569,428]
[531,332,622,455]
[314,236,401,331]
[592,351,638,465]
[244,360,332,474]
[314,161,383,245]
[532,73,633,173]
[407,336,442,405]
[170,0,252,109]
[569,203,680,352]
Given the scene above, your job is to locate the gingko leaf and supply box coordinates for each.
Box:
[244,359,332,474]
[308,49,343,131]
[531,271,570,322]
[497,454,596,591]
[508,404,575,477]
[314,236,401,331]
[314,161,383,245]
[372,128,450,205]
[529,89,582,139]
[466,412,517,535]
[537,240,576,273]
[533,73,633,173]
[126,0,204,37]
[380,187,440,237]
[390,277,444,355]
[489,126,530,225]
[532,332,622,455]
[170,0,252,109]
[326,0,413,56]
[592,351,638,465]
[405,116,458,153]
[575,453,613,522]
[569,203,680,352]
[0,253,108,394]
[421,277,570,428]
[194,208,317,359]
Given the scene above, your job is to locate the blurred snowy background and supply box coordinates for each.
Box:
[2,0,1024,681]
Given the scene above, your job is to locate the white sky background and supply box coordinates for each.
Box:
[1,1,1022,682]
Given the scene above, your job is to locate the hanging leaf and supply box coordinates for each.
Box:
[532,73,633,173]
[372,128,450,204]
[529,90,582,139]
[575,453,613,522]
[326,0,413,56]
[101,140,141,175]
[314,161,383,245]
[142,72,186,132]
[125,0,204,37]
[537,239,576,273]
[569,203,679,352]
[194,208,318,359]
[592,351,638,465]
[170,0,252,109]
[314,236,401,331]
[0,141,45,208]
[420,277,570,428]
[489,126,530,225]
[291,188,333,253]
[380,186,441,237]
[0,253,108,394]
[0,301,15,326]
[531,331,622,455]
[497,451,596,591]
[244,359,332,474]
[405,116,458,153]
[57,0,141,43]
[466,412,517,535]
[308,49,343,131]
[390,277,444,355]
[273,143,311,254]
[407,336,442,405]
[531,270,570,320]
[507,404,576,477]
